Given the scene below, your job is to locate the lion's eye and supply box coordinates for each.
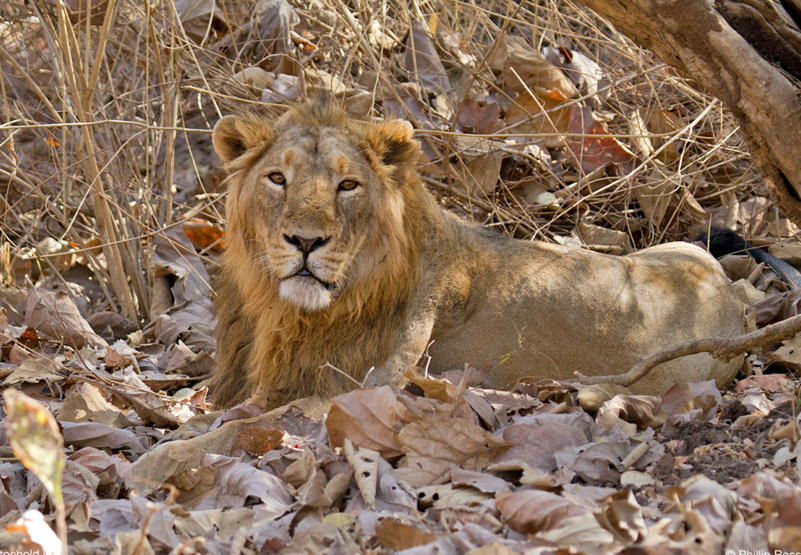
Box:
[268,172,286,185]
[338,179,359,192]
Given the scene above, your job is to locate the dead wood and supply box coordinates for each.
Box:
[578,0,801,225]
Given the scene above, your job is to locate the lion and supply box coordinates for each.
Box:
[208,100,748,410]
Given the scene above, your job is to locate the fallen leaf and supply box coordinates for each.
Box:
[326,387,408,458]
[661,380,721,420]
[405,367,463,403]
[577,384,630,412]
[108,367,186,428]
[405,22,452,94]
[576,221,633,254]
[174,0,229,42]
[25,288,107,349]
[597,394,665,430]
[565,104,634,173]
[457,100,502,134]
[376,518,436,550]
[450,467,512,494]
[504,92,571,148]
[496,489,591,534]
[491,35,577,98]
[68,447,131,485]
[595,490,647,544]
[666,475,738,535]
[151,227,212,307]
[619,470,655,489]
[494,412,592,472]
[59,383,132,428]
[543,46,607,100]
[182,218,226,251]
[735,374,791,393]
[344,439,379,508]
[555,441,627,482]
[127,411,286,494]
[195,454,293,515]
[2,358,65,387]
[396,414,510,487]
[770,335,801,371]
[416,483,492,509]
[3,391,65,514]
[60,422,146,454]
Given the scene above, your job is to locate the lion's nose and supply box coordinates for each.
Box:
[284,234,330,254]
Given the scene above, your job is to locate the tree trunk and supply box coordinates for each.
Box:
[578,0,801,224]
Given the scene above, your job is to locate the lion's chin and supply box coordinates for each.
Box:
[278,277,333,312]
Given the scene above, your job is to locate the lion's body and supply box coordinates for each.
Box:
[209,101,747,409]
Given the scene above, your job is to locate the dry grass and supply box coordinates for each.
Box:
[0,0,773,321]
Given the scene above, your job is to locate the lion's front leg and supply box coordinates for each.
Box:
[364,308,438,388]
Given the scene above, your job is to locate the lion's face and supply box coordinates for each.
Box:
[239,126,389,312]
[213,105,419,312]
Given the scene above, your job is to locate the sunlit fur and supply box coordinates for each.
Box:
[209,100,748,411]
[209,100,434,408]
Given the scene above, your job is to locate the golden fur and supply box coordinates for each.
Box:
[209,100,748,409]
[210,102,431,407]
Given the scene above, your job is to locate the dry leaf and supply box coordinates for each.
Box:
[108,368,186,428]
[496,489,592,534]
[597,394,665,430]
[60,422,146,454]
[576,222,633,254]
[555,441,627,482]
[577,384,630,412]
[127,411,285,494]
[770,335,801,371]
[344,438,379,508]
[3,390,65,510]
[151,227,212,307]
[25,288,107,349]
[59,383,132,428]
[450,467,511,494]
[661,380,722,420]
[2,358,64,387]
[405,368,464,403]
[396,414,510,487]
[376,518,436,550]
[182,218,226,251]
[174,0,229,42]
[326,386,408,458]
[196,455,293,514]
[491,35,577,98]
[494,412,592,472]
[457,100,502,134]
[566,104,634,173]
[405,22,452,94]
[543,45,607,100]
[505,92,571,148]
[735,374,791,393]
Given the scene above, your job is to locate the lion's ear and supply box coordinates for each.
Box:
[213,115,274,163]
[363,120,420,168]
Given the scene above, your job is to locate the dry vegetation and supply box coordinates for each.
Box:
[1,0,801,553]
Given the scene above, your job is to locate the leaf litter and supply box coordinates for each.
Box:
[2,0,801,552]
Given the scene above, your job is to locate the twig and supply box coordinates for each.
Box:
[575,313,801,386]
[321,361,365,388]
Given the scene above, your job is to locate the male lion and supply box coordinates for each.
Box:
[209,100,747,409]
